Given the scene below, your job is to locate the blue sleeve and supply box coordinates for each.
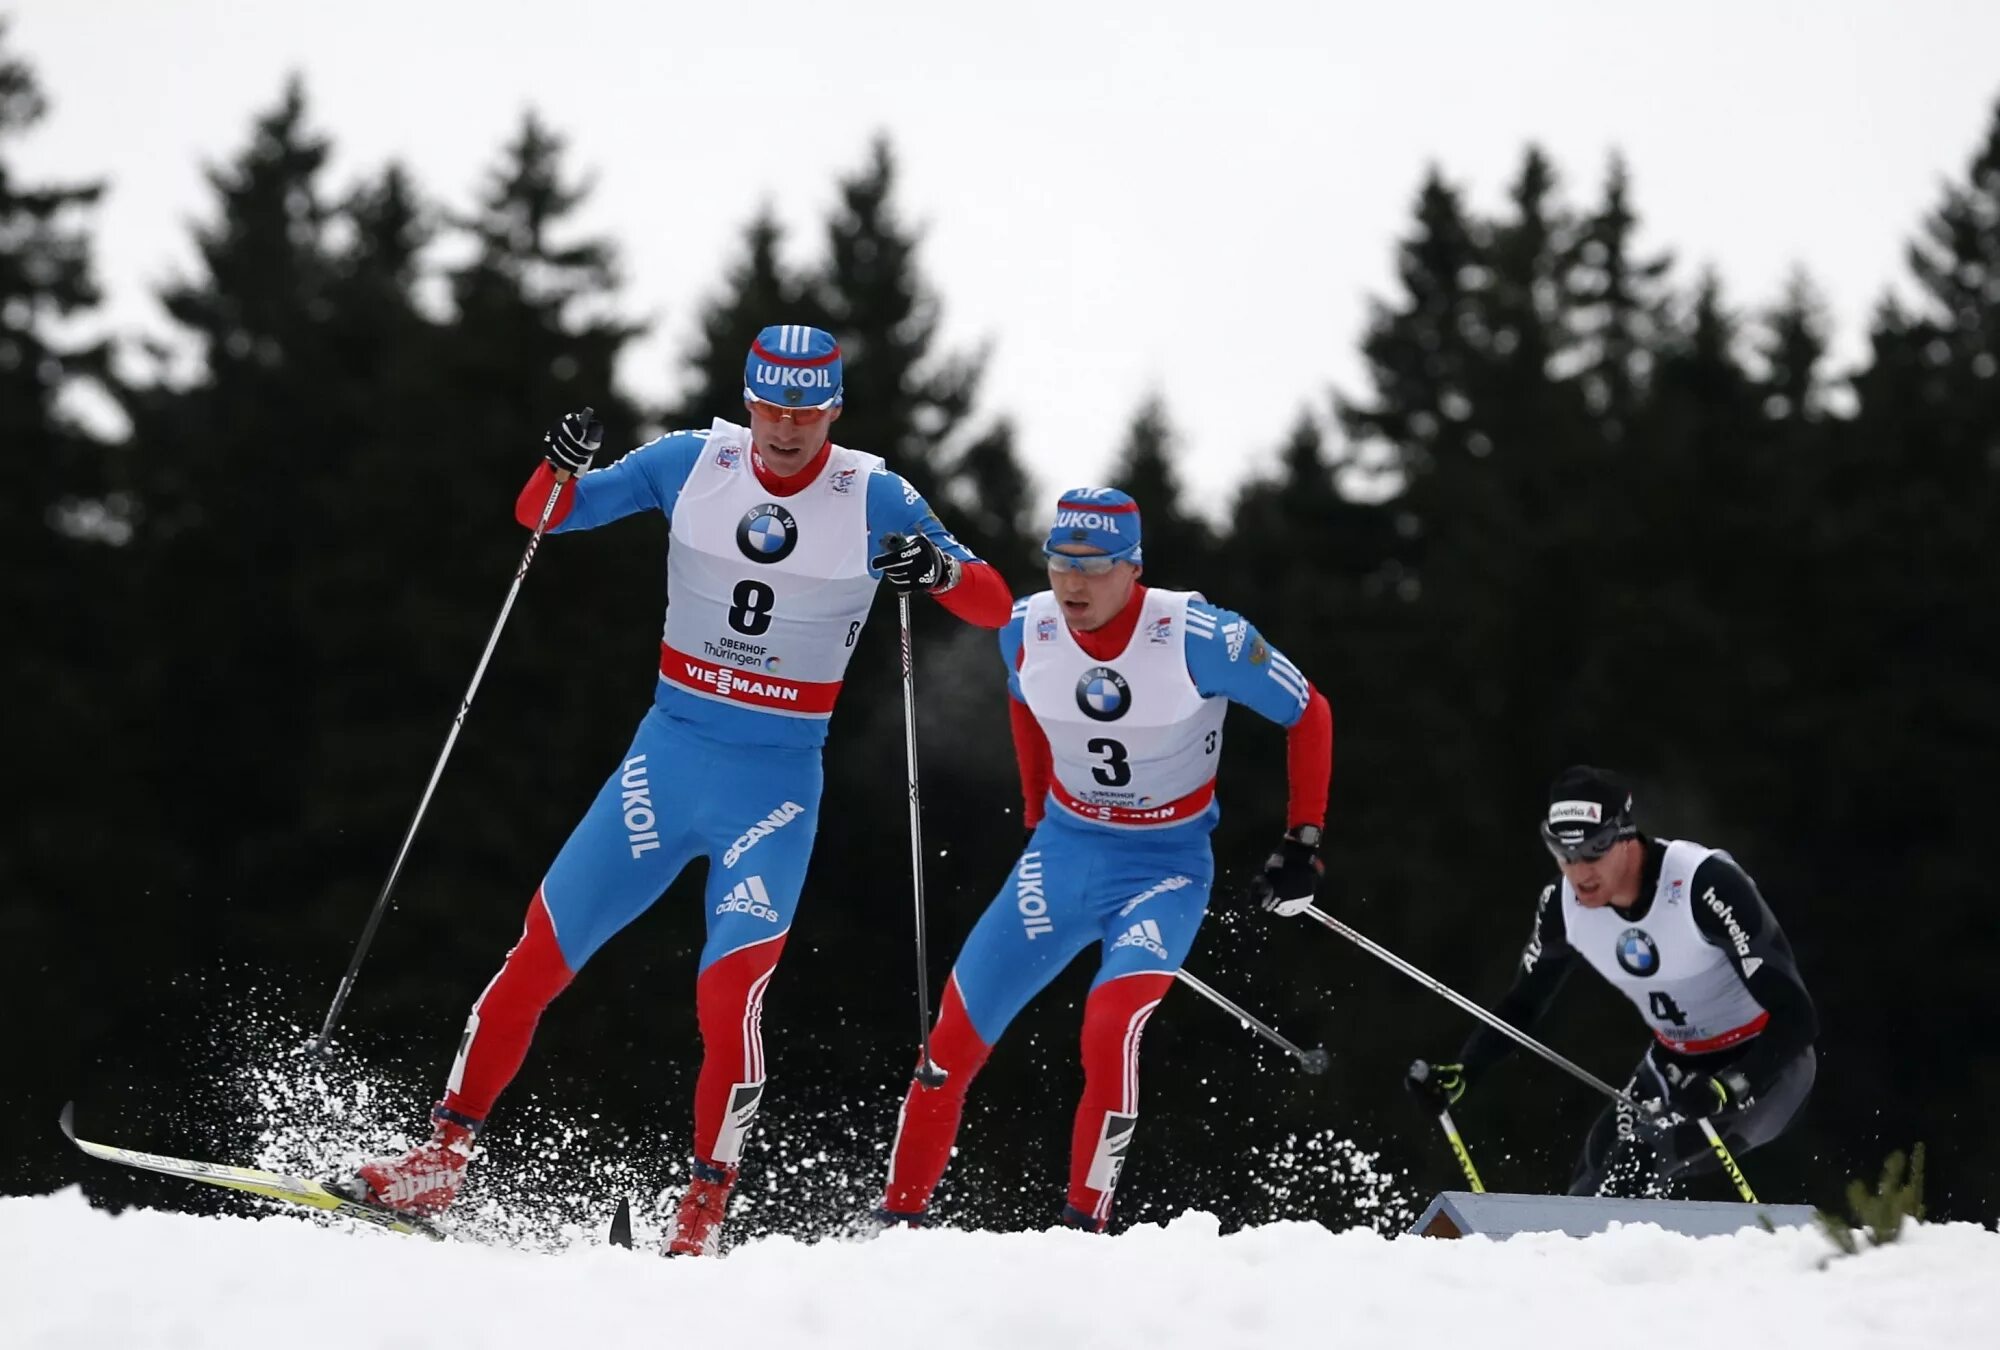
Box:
[865,470,983,572]
[1183,601,1311,726]
[549,430,706,533]
[999,602,1029,700]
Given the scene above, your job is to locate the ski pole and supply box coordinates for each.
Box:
[1304,904,1755,1190]
[306,417,592,1055]
[1299,903,1647,1113]
[885,537,946,1089]
[1174,968,1329,1074]
[1436,1105,1485,1192]
[1699,1118,1758,1202]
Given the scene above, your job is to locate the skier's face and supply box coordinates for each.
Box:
[1048,546,1140,631]
[747,399,839,473]
[1559,838,1644,909]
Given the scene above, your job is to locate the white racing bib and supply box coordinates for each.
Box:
[660,420,882,717]
[1017,589,1227,828]
[1565,838,1769,1053]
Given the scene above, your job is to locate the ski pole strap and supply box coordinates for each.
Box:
[1697,1116,1758,1202]
[1436,1106,1485,1193]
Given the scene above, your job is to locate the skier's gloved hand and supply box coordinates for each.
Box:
[543,408,603,476]
[1248,826,1323,916]
[1666,1064,1755,1117]
[872,532,960,594]
[1405,1059,1467,1109]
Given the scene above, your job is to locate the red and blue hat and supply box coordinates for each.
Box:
[1046,487,1143,562]
[744,324,843,409]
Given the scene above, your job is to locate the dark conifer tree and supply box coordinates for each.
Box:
[800,140,1032,940]
[409,111,651,899]
[1340,167,1487,477]
[941,416,1035,588]
[1571,154,1673,439]
[1758,270,1830,425]
[1107,394,1211,587]
[812,137,981,500]
[120,78,344,884]
[673,208,818,427]
[0,20,117,895]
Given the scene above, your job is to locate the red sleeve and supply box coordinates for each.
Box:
[1009,692,1053,828]
[515,463,577,530]
[931,560,1013,629]
[1286,685,1333,829]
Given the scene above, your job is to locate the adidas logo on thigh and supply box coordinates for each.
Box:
[1111,918,1169,960]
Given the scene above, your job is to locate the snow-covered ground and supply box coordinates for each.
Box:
[4,1189,1994,1350]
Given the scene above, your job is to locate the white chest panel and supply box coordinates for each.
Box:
[1017,589,1227,827]
[661,421,882,713]
[1565,838,1769,1051]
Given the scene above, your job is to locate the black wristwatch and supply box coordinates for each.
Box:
[1288,825,1323,849]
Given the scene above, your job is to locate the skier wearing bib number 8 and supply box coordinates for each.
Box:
[1405,765,1819,1197]
[336,325,1012,1255]
[871,487,1335,1233]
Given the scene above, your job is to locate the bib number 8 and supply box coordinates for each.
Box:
[729,580,775,636]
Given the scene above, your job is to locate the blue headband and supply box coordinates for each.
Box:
[1045,487,1143,562]
[744,324,843,408]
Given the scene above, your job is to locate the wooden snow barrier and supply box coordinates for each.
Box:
[1411,1190,1819,1239]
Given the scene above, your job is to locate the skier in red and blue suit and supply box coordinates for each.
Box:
[875,488,1335,1232]
[340,325,1012,1256]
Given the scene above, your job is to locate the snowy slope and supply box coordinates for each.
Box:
[3,1189,1994,1350]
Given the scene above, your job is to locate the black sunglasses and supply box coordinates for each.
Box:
[1539,819,1630,864]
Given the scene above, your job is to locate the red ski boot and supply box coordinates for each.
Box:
[338,1109,480,1216]
[662,1159,738,1257]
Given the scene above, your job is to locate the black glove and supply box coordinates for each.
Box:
[1405,1059,1467,1110]
[871,532,960,594]
[543,407,603,475]
[1664,1063,1755,1117]
[1248,827,1323,916]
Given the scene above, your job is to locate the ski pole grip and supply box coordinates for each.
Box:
[554,405,597,484]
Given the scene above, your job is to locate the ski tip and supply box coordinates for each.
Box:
[58,1101,77,1142]
[607,1195,633,1249]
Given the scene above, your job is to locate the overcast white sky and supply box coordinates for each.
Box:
[12,1,2000,510]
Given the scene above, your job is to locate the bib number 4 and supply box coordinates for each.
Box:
[1648,991,1690,1027]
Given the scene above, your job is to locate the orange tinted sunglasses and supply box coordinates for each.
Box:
[746,398,834,427]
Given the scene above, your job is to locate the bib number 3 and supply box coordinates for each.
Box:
[1087,737,1131,788]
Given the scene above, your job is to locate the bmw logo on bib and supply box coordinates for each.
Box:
[1076,666,1131,722]
[1615,927,1660,977]
[737,504,799,564]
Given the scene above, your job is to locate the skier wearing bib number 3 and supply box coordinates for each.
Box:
[337,325,1012,1255]
[1406,766,1819,1197]
[871,488,1335,1233]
